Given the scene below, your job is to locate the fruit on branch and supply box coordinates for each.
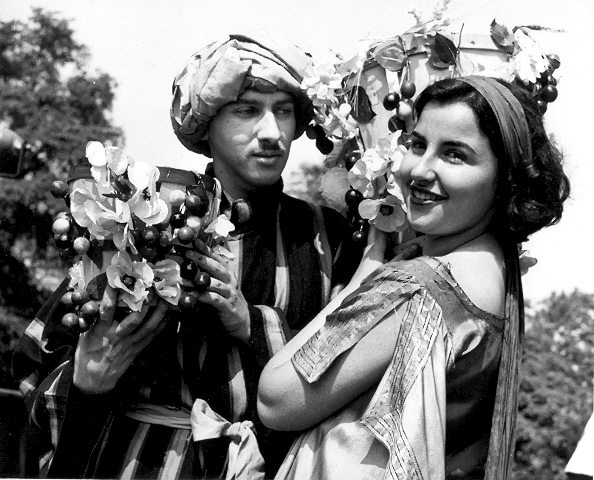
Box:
[185,193,208,217]
[71,289,90,306]
[540,85,558,103]
[141,226,160,246]
[345,188,363,207]
[168,189,186,207]
[61,312,79,328]
[193,271,211,291]
[185,215,203,232]
[50,180,69,199]
[55,233,71,249]
[170,212,186,229]
[382,92,401,111]
[80,301,99,321]
[73,236,90,254]
[180,259,199,280]
[78,316,92,333]
[352,229,367,244]
[315,136,334,155]
[60,291,74,306]
[400,81,416,99]
[179,291,198,311]
[52,217,71,235]
[388,115,406,133]
[176,226,195,244]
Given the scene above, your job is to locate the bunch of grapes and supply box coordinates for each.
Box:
[533,54,561,114]
[382,80,417,134]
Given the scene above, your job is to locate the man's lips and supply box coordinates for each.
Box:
[409,185,448,204]
[251,150,283,158]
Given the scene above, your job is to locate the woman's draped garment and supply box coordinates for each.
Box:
[275,257,509,480]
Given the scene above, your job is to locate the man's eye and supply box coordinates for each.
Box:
[276,105,294,116]
[410,140,425,152]
[234,107,258,116]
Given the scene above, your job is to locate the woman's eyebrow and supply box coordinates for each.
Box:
[411,130,476,154]
[442,140,476,154]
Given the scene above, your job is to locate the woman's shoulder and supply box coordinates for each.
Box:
[436,235,506,317]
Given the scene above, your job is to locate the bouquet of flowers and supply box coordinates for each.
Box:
[303,1,561,245]
[50,141,234,332]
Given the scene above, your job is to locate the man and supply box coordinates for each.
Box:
[12,33,359,479]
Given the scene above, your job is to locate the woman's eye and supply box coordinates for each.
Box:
[443,151,465,163]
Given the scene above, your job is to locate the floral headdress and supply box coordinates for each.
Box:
[51,141,234,331]
[303,2,561,245]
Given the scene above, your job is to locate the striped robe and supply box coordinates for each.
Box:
[12,188,359,479]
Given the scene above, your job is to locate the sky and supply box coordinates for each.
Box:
[2,0,594,302]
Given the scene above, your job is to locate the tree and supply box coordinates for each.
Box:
[0,8,122,387]
[513,291,594,479]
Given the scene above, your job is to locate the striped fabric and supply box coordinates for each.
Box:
[12,188,359,479]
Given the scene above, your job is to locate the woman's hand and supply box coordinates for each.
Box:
[73,286,170,394]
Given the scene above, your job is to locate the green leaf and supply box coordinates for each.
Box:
[348,86,376,124]
[373,38,407,72]
[86,271,108,301]
[490,19,515,54]
[432,33,458,67]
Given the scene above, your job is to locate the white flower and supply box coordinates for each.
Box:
[151,259,182,305]
[106,251,154,311]
[321,103,359,139]
[205,214,235,241]
[126,162,169,226]
[512,29,550,84]
[68,260,86,291]
[302,59,343,107]
[358,195,407,232]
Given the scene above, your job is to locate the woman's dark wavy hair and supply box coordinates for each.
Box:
[413,77,570,243]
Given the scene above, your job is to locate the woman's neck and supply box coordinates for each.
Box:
[422,220,494,257]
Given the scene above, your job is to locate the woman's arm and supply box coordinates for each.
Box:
[257,304,398,431]
[257,228,403,431]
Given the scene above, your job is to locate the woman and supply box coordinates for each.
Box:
[257,76,569,479]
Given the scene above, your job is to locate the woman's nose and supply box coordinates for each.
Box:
[409,153,437,182]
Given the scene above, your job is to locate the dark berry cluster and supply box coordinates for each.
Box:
[50,173,221,332]
[305,124,335,155]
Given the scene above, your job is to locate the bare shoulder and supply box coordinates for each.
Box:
[437,236,506,316]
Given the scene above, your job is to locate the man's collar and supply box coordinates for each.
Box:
[206,163,284,231]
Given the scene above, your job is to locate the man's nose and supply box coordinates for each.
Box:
[256,111,281,143]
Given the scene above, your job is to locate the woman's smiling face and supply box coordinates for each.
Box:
[400,101,499,240]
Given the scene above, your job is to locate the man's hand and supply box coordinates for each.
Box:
[184,242,250,343]
[73,286,170,394]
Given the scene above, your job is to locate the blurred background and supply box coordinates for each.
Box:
[0,1,591,478]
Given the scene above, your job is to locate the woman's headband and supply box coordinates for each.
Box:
[459,76,532,167]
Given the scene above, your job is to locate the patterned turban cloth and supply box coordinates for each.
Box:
[170,33,313,155]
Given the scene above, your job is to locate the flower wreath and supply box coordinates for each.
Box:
[50,141,234,332]
[302,2,561,250]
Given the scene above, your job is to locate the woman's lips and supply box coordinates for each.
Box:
[409,186,447,204]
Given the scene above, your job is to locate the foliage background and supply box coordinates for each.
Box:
[0,9,591,480]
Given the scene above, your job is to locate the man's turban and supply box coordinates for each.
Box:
[170,33,313,156]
